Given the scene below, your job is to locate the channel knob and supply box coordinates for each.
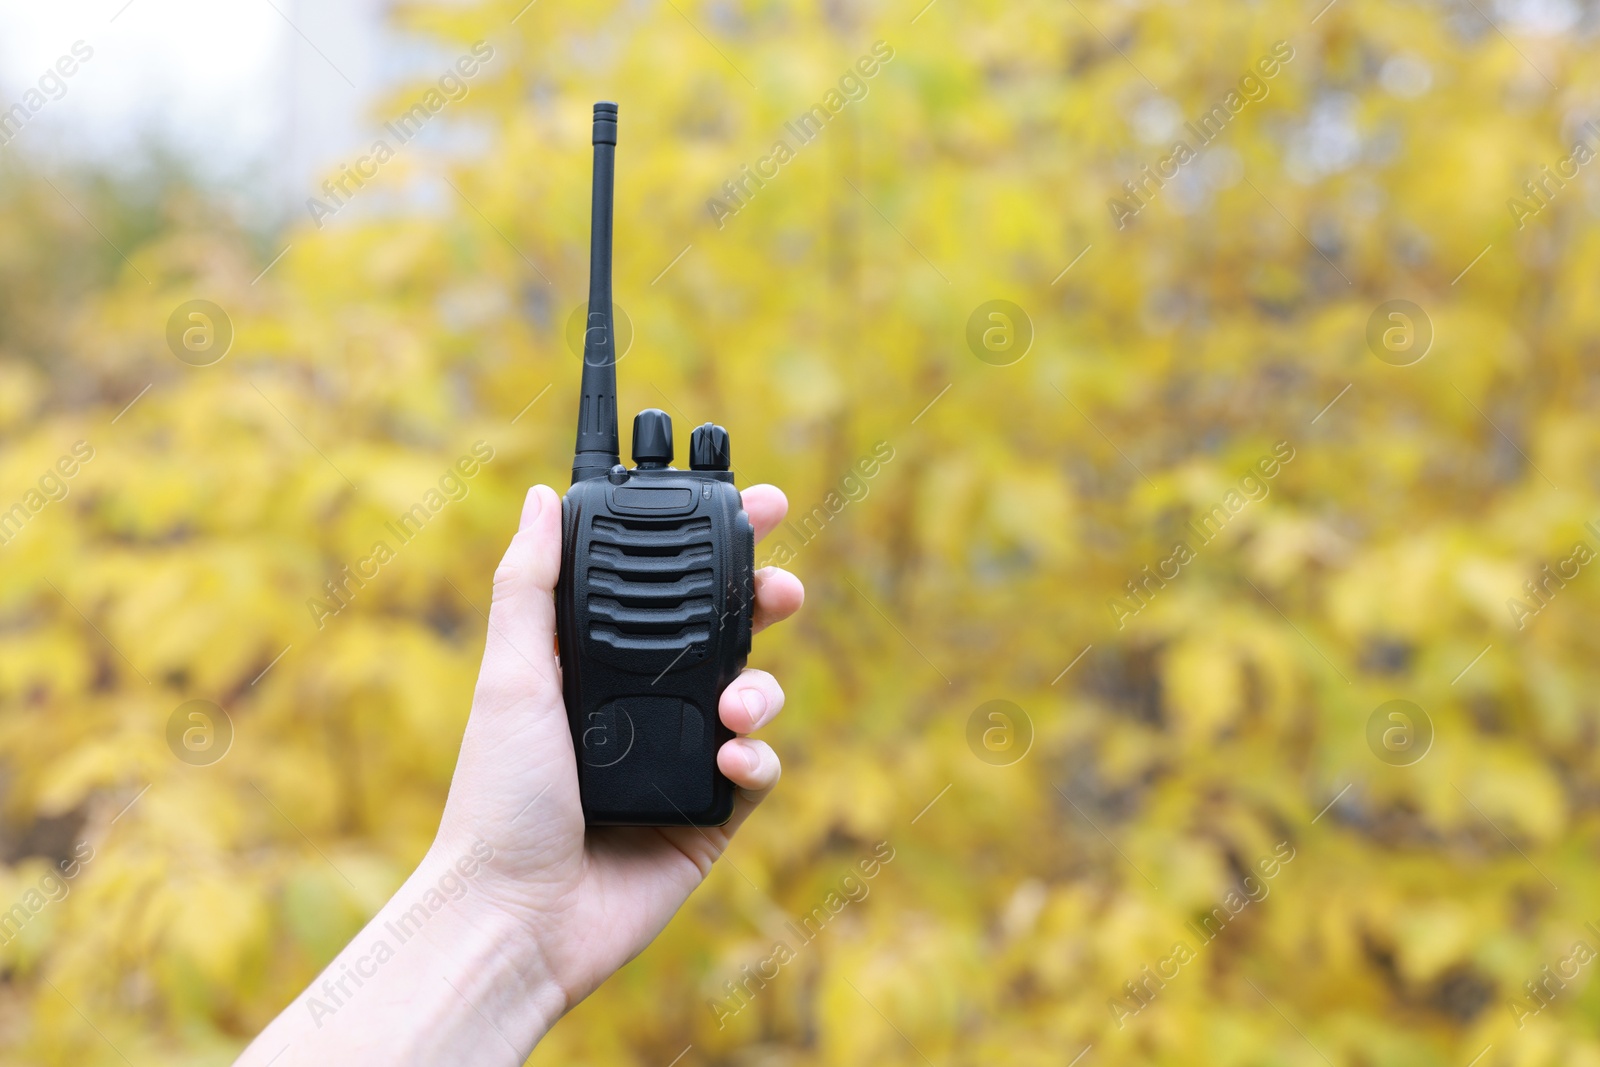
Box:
[689,423,730,471]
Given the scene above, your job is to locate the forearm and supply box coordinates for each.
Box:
[236,841,566,1066]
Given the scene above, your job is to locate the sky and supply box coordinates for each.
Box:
[0,0,402,215]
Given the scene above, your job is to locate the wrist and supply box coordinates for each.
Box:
[247,843,567,1065]
[403,839,569,1046]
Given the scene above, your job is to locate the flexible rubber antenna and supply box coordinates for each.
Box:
[572,101,620,483]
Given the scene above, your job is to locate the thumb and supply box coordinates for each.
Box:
[476,484,564,709]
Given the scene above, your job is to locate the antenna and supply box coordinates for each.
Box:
[572,101,621,484]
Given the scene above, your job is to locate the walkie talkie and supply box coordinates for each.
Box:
[555,102,755,826]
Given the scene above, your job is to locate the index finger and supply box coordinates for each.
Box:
[740,484,788,543]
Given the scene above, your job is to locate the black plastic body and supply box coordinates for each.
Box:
[556,467,754,825]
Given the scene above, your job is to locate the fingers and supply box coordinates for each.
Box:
[717,739,780,794]
[739,485,803,634]
[707,668,785,839]
[740,484,788,543]
[696,739,781,847]
[478,485,564,704]
[662,666,786,859]
[719,668,784,733]
[753,566,804,635]
[646,738,781,875]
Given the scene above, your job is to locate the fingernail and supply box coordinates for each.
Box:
[741,744,762,774]
[739,687,766,726]
[520,486,544,529]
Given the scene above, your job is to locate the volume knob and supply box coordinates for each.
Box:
[632,409,673,468]
[689,423,730,471]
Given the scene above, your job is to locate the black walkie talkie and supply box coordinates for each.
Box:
[555,102,755,826]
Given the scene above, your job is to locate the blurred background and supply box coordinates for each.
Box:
[1,0,1598,1063]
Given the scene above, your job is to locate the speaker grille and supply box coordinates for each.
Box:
[586,515,716,653]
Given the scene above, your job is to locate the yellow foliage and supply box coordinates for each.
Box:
[1,0,1599,1064]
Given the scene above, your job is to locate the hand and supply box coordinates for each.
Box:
[236,483,803,1066]
[435,481,805,1002]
